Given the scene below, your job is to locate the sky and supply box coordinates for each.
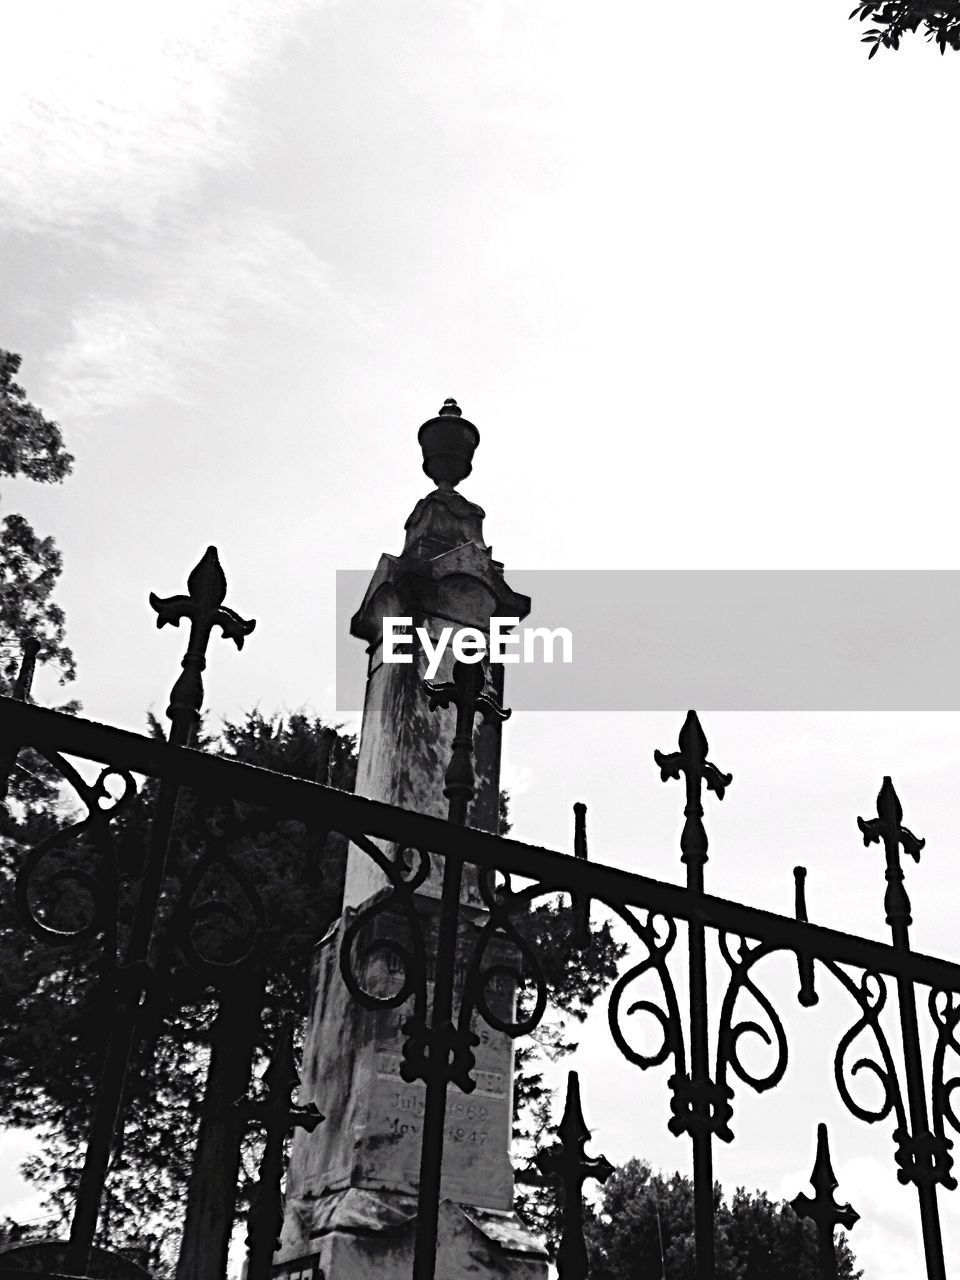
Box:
[3,1,960,1276]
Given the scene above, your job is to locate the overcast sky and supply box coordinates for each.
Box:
[3,2,960,1276]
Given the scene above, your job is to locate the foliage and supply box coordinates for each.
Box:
[0,349,75,694]
[850,1,960,55]
[584,1158,862,1280]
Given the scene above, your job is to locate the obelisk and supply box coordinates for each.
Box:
[275,401,548,1279]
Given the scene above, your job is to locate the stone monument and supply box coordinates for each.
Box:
[275,401,548,1279]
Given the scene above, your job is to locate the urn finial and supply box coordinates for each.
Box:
[417,397,480,490]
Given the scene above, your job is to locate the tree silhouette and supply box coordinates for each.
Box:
[850,2,960,56]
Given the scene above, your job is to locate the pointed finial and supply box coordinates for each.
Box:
[149,546,256,745]
[857,775,924,938]
[858,776,924,863]
[536,1071,614,1280]
[791,1124,858,1280]
[424,657,510,825]
[418,397,480,490]
[654,710,732,872]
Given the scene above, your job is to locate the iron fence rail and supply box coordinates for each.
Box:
[5,692,960,1280]
[3,696,958,995]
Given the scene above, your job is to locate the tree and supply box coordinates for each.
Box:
[849,2,960,56]
[0,350,75,694]
[584,1159,862,1280]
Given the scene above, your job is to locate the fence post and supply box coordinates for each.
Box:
[65,547,255,1275]
[655,710,732,1280]
[858,777,948,1280]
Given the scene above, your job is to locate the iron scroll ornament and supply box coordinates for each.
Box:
[458,867,551,1041]
[823,961,908,1132]
[337,833,438,1081]
[166,798,270,979]
[337,837,554,1092]
[930,988,960,1164]
[338,834,431,1012]
[14,747,138,960]
[607,905,686,1077]
[715,933,790,1108]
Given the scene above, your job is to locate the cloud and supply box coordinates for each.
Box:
[46,210,335,417]
[833,1154,923,1280]
[0,0,319,234]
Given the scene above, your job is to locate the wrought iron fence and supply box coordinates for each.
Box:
[3,550,960,1280]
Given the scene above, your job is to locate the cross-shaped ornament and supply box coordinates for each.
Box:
[424,657,510,826]
[536,1071,614,1280]
[150,546,255,746]
[654,709,732,874]
[857,775,924,941]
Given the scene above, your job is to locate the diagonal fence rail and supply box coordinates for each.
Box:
[4,691,960,1279]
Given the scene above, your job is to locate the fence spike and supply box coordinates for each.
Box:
[790,1123,858,1280]
[536,1070,614,1280]
[239,1014,323,1280]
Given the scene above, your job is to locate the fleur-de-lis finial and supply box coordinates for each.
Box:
[790,1123,858,1280]
[535,1071,614,1280]
[424,658,510,826]
[857,776,924,937]
[149,547,255,746]
[654,710,732,873]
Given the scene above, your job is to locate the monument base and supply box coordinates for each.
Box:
[274,1189,548,1280]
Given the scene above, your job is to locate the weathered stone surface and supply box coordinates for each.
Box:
[280,903,517,1244]
[342,532,529,910]
[278,444,546,1278]
[274,1198,546,1280]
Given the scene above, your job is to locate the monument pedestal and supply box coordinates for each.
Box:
[277,401,546,1279]
[274,1194,546,1280]
[277,904,547,1277]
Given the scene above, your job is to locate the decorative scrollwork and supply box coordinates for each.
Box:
[170,801,268,978]
[14,749,137,958]
[716,934,788,1102]
[930,989,960,1147]
[607,906,685,1076]
[457,871,552,1044]
[823,961,907,1130]
[338,835,430,1018]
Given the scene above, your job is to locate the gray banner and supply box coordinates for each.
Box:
[335,570,960,711]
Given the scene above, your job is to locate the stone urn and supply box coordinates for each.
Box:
[417,398,480,489]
